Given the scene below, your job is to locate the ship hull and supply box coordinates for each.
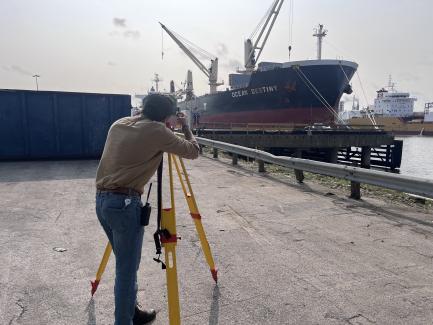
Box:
[180,59,358,125]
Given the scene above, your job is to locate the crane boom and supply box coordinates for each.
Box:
[245,0,285,71]
[159,22,222,94]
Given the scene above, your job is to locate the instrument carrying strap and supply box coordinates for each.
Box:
[153,157,170,269]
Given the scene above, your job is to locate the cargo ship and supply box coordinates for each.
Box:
[181,59,357,125]
[160,0,357,127]
[341,77,433,136]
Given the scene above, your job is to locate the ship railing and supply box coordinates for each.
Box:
[195,136,433,200]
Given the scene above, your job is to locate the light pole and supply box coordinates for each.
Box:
[32,74,40,91]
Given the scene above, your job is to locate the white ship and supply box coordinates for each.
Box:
[369,76,416,118]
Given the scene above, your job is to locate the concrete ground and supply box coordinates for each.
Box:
[1,155,433,325]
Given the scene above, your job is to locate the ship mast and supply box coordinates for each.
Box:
[244,0,285,72]
[313,24,327,60]
[159,22,223,94]
[387,75,396,92]
[152,73,162,93]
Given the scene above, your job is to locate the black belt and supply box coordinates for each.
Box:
[97,187,142,197]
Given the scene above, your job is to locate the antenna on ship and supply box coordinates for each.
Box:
[313,24,327,60]
[152,73,162,93]
[387,75,396,92]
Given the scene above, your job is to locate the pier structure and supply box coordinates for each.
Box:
[196,126,401,198]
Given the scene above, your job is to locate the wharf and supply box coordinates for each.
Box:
[197,127,402,170]
[196,128,394,149]
[1,156,433,324]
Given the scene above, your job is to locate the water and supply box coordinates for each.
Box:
[398,136,433,180]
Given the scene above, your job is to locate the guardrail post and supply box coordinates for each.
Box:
[350,181,361,200]
[294,150,304,183]
[258,160,265,172]
[232,153,238,165]
[328,147,339,164]
[350,147,371,200]
[213,147,218,159]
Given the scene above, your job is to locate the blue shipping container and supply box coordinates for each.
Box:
[0,89,132,160]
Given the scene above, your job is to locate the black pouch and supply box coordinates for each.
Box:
[140,183,153,226]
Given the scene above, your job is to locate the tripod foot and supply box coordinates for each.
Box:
[90,280,100,296]
[211,268,218,283]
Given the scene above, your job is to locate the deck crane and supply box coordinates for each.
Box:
[159,22,223,94]
[244,0,285,72]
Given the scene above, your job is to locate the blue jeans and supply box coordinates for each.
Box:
[96,192,144,325]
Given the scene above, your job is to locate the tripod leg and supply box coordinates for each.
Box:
[161,207,181,324]
[91,242,112,296]
[162,154,181,324]
[173,155,218,282]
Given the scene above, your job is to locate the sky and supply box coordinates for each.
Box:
[1,0,432,111]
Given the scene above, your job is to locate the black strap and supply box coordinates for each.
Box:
[145,183,152,204]
[153,158,166,269]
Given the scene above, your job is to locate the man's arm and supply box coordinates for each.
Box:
[158,121,199,159]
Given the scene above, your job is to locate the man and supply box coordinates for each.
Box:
[95,94,199,325]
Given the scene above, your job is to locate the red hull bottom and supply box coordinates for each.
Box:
[200,107,334,125]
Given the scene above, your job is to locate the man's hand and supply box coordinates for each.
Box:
[176,113,188,129]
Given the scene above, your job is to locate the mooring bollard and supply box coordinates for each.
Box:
[199,145,203,155]
[232,153,238,165]
[213,148,218,158]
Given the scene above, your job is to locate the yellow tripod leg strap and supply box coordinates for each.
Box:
[173,155,218,282]
[161,154,181,324]
[91,242,112,296]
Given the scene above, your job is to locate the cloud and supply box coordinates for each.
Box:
[113,18,127,28]
[397,71,420,83]
[109,29,141,40]
[221,59,242,71]
[417,56,433,67]
[123,30,140,39]
[215,43,228,57]
[3,65,34,76]
[107,61,116,66]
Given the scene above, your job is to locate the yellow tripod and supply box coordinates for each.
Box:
[91,153,217,324]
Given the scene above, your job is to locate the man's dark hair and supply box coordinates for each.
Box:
[142,94,176,122]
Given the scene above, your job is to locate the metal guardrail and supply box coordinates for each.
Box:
[196,136,433,200]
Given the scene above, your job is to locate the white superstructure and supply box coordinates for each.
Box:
[425,102,433,122]
[371,77,416,117]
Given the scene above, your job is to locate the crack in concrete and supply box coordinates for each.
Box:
[325,312,376,324]
[347,313,376,324]
[8,298,27,325]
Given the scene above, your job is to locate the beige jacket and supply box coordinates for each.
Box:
[96,117,199,194]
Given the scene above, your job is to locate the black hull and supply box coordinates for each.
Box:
[180,60,357,125]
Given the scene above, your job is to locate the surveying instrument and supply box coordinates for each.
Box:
[91,152,218,325]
